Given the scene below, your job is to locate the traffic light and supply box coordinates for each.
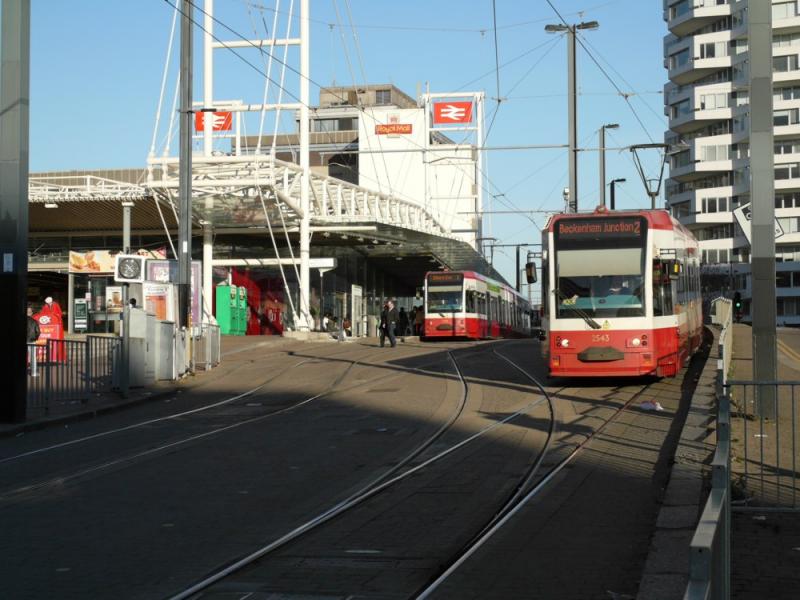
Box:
[733,292,742,309]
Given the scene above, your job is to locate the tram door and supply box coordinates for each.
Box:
[351,284,363,337]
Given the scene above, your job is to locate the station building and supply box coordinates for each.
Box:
[28,85,506,336]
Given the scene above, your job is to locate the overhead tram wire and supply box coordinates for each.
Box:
[338,0,396,198]
[241,0,620,34]
[162,0,545,232]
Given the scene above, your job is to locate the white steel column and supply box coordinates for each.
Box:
[202,0,214,322]
[298,0,311,330]
[476,92,484,249]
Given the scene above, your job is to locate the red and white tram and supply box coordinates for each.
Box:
[540,208,702,378]
[424,271,532,340]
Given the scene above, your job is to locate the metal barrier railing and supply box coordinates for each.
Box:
[25,324,221,416]
[727,380,800,511]
[26,339,90,412]
[87,335,121,394]
[192,324,221,370]
[685,297,732,600]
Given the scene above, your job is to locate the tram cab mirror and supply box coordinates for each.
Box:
[525,262,537,284]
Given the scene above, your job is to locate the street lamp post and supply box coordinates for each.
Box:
[599,123,619,207]
[545,20,599,213]
[609,178,626,210]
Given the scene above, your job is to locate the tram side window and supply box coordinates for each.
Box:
[542,258,549,315]
[466,290,477,313]
[653,261,675,316]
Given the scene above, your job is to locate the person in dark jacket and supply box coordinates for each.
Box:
[379,300,398,348]
[26,306,40,343]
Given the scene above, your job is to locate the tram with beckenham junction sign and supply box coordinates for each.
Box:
[540,207,702,378]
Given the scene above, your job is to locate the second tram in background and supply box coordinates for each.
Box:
[540,207,702,378]
[423,271,532,340]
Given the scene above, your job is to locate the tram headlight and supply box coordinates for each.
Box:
[631,337,641,347]
[560,338,570,348]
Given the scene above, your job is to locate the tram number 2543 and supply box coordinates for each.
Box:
[591,333,610,343]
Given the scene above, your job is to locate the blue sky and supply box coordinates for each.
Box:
[30,0,667,290]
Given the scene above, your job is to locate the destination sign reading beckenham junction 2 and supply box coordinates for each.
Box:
[557,218,644,239]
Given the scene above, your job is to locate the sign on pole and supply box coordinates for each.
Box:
[732,202,785,245]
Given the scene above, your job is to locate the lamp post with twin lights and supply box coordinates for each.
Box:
[545,20,599,213]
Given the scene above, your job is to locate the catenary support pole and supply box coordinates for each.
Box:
[178,0,193,330]
[298,0,311,331]
[202,0,214,323]
[120,203,131,398]
[567,26,577,212]
[749,0,777,419]
[0,0,30,423]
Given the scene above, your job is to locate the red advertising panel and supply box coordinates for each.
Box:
[433,101,473,124]
[194,111,233,132]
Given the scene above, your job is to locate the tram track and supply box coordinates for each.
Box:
[0,343,448,505]
[415,348,657,599]
[170,341,554,599]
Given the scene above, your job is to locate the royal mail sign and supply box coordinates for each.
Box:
[375,123,412,135]
[433,101,473,124]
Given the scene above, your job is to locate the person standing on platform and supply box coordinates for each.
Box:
[398,307,409,339]
[26,306,40,343]
[414,304,425,336]
[379,300,398,348]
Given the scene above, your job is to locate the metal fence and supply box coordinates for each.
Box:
[685,298,732,600]
[727,380,800,511]
[26,336,121,414]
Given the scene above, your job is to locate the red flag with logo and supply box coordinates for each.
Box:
[433,101,473,124]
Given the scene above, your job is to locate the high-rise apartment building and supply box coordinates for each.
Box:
[664,0,800,326]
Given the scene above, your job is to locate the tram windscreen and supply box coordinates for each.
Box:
[427,272,464,313]
[554,217,646,319]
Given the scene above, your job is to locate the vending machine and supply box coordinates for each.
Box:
[215,285,238,335]
[236,287,248,335]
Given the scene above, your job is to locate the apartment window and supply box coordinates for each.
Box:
[670,48,691,70]
[375,90,391,105]
[672,150,691,168]
[775,140,800,154]
[732,91,749,107]
[774,108,800,126]
[775,163,800,180]
[775,85,800,101]
[777,272,793,288]
[778,217,800,233]
[703,197,730,213]
[773,54,800,73]
[702,145,730,161]
[670,0,690,20]
[732,39,749,55]
[774,32,800,48]
[773,1,798,21]
[776,193,800,208]
[671,99,692,119]
[777,245,800,261]
[700,42,727,59]
[700,93,728,110]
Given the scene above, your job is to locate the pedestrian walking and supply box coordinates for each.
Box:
[379,300,398,348]
[26,305,40,343]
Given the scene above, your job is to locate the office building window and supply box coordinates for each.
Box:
[375,90,391,105]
